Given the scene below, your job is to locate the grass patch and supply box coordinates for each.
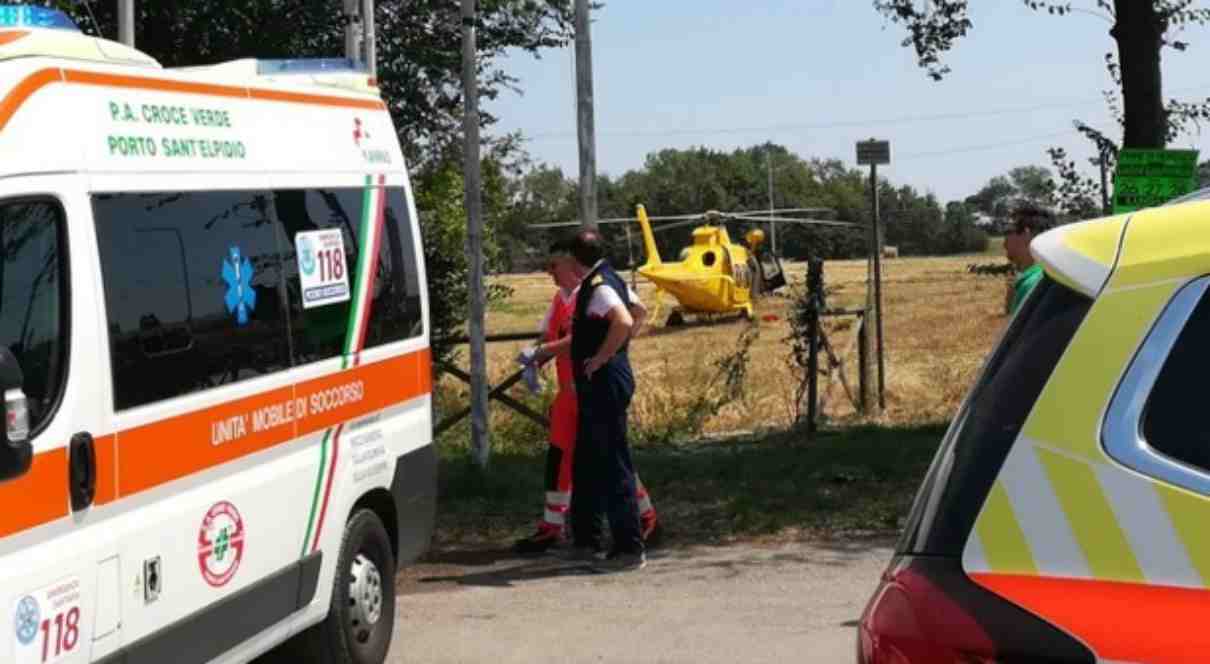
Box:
[432,422,945,550]
[432,254,1003,550]
[454,255,1008,437]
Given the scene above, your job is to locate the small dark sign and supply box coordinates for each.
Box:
[856,140,890,166]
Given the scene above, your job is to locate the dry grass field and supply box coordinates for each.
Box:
[437,250,1012,442]
[431,247,1014,547]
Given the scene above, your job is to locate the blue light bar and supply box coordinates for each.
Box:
[256,58,368,75]
[0,5,79,31]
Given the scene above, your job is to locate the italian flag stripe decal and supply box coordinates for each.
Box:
[301,174,388,557]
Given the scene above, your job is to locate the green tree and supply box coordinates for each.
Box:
[1008,165,1057,205]
[44,0,576,167]
[874,2,1210,218]
[943,201,990,254]
[497,144,987,266]
[965,175,1017,222]
[882,185,946,255]
[1199,159,1210,187]
[495,164,576,271]
[41,0,576,363]
[412,164,470,366]
[965,166,1056,227]
[872,1,1210,150]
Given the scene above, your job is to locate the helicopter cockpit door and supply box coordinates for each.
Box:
[756,249,787,294]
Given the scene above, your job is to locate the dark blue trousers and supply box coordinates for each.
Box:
[570,367,642,554]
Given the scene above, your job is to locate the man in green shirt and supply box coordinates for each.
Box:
[1004,203,1053,314]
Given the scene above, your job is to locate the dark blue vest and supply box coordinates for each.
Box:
[571,261,633,384]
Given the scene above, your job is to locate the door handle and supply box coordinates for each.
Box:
[69,432,96,512]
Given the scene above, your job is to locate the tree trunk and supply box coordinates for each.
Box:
[1112,1,1166,148]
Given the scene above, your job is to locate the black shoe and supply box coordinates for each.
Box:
[591,550,646,573]
[513,527,563,555]
[558,545,606,563]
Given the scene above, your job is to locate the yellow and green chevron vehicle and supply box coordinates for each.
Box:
[859,192,1210,664]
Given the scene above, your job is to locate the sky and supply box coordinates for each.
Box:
[484,1,1210,205]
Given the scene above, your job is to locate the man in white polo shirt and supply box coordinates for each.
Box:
[564,229,646,572]
[513,241,661,555]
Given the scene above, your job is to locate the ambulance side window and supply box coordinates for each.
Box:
[0,199,68,433]
[369,188,423,344]
[94,191,291,410]
[1143,291,1210,473]
[271,188,357,364]
[272,186,422,366]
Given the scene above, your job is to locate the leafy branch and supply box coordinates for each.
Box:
[872,0,973,80]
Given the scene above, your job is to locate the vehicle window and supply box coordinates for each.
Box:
[898,276,1092,555]
[93,191,290,410]
[0,200,68,432]
[271,188,358,363]
[701,251,716,267]
[272,186,421,365]
[372,188,423,345]
[1143,291,1210,471]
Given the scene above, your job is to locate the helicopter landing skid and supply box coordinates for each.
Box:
[662,307,751,328]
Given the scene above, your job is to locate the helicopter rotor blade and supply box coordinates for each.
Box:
[527,220,583,229]
[529,212,713,230]
[648,218,710,233]
[727,207,836,216]
[529,207,848,230]
[729,214,860,228]
[528,218,637,229]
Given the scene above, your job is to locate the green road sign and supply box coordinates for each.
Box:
[1113,148,1199,214]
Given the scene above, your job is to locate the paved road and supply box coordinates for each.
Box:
[386,537,893,664]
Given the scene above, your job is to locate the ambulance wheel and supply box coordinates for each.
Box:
[293,509,397,664]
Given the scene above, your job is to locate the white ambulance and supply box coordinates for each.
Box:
[0,7,435,664]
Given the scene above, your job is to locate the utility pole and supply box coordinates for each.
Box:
[767,149,776,255]
[574,0,598,228]
[117,0,134,47]
[343,0,361,63]
[856,139,890,413]
[362,0,377,74]
[462,0,490,467]
[871,163,886,411]
[343,1,376,73]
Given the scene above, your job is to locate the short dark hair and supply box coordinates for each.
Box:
[1011,203,1054,235]
[548,236,573,257]
[568,228,605,267]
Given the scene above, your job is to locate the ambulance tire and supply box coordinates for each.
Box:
[292,509,397,664]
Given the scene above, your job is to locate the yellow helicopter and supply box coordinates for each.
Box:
[535,205,856,326]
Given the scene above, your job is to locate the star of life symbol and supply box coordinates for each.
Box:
[14,595,39,646]
[353,117,371,147]
[221,245,257,326]
[299,235,317,276]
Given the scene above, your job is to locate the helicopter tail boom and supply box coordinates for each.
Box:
[636,204,663,267]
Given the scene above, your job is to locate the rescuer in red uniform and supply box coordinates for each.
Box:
[513,242,659,554]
